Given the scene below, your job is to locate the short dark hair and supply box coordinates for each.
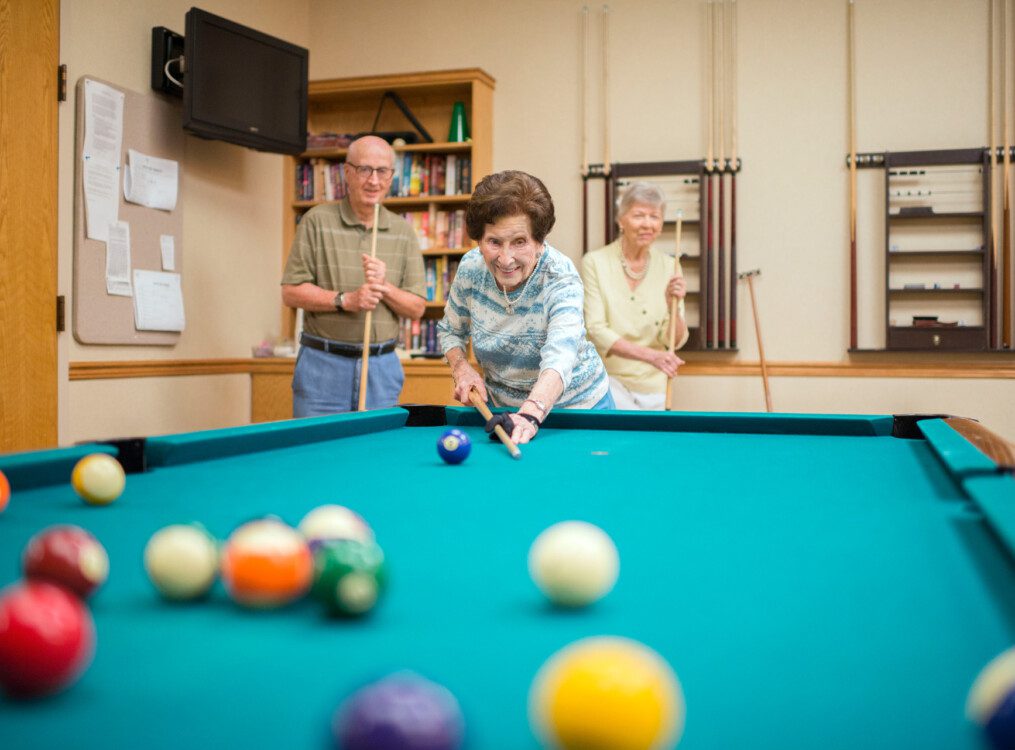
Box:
[465,170,556,243]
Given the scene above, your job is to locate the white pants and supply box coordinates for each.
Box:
[608,377,666,411]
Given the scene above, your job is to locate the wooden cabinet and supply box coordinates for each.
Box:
[281,68,494,402]
[884,149,991,351]
[250,358,462,423]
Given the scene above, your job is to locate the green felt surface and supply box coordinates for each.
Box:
[0,413,1013,749]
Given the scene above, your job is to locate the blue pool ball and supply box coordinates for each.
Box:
[437,429,471,464]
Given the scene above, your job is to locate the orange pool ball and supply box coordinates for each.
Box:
[220,519,312,608]
[0,470,9,513]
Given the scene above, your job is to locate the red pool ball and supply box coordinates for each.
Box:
[0,580,95,697]
[23,525,109,599]
[0,469,9,512]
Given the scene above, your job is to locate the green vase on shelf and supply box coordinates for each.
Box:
[448,101,470,143]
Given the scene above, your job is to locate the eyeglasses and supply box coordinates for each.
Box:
[346,163,394,180]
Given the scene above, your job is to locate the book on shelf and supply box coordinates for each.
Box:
[400,209,468,252]
[394,154,471,198]
[296,153,472,202]
[421,256,461,303]
[398,318,443,356]
[295,159,347,202]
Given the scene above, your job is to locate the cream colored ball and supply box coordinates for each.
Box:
[71,453,126,505]
[298,504,374,544]
[144,524,219,600]
[528,521,619,607]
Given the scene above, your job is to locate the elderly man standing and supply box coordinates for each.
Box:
[282,135,426,416]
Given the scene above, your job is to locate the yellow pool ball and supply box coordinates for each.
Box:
[71,454,126,506]
[529,636,685,750]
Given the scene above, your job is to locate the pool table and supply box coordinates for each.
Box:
[1,407,1014,749]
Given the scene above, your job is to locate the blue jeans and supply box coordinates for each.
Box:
[591,389,615,410]
[292,343,404,417]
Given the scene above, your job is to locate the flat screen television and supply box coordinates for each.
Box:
[183,8,307,155]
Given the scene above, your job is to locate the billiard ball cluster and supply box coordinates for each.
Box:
[140,505,387,620]
[0,524,108,697]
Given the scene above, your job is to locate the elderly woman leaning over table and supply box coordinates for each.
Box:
[437,170,612,445]
[581,181,689,411]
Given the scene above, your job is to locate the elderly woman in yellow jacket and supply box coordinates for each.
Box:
[581,182,688,410]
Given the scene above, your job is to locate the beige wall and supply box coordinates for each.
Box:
[58,0,309,443]
[57,0,1014,443]
[307,0,1014,437]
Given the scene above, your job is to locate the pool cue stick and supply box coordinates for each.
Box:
[602,4,610,177]
[602,4,613,241]
[717,0,727,348]
[581,5,590,253]
[739,269,772,412]
[705,0,715,348]
[1004,0,1013,347]
[468,390,522,460]
[848,0,858,351]
[990,0,999,347]
[357,202,381,412]
[729,0,738,348]
[665,211,684,411]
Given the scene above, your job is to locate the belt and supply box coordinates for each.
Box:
[300,334,396,358]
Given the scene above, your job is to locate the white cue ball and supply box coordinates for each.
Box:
[144,524,219,600]
[528,520,619,607]
[298,504,374,545]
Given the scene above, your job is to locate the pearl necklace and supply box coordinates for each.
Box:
[620,253,648,280]
[500,283,514,313]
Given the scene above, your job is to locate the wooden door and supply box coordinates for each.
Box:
[0,0,60,450]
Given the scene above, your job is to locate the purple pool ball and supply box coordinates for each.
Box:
[333,672,464,750]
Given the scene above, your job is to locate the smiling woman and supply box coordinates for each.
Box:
[438,171,611,444]
[582,181,690,411]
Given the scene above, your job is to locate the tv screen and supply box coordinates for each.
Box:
[183,8,307,155]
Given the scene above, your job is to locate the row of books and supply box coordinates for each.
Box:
[424,256,460,302]
[397,318,442,354]
[399,209,468,251]
[294,155,473,202]
[391,154,471,198]
[295,159,347,202]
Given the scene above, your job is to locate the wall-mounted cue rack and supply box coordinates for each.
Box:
[850,146,1015,352]
[588,158,741,351]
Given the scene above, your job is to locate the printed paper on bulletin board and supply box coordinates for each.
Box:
[72,76,184,345]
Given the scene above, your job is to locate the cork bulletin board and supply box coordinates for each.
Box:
[73,76,184,345]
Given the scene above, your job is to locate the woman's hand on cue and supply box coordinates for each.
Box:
[508,413,539,445]
[665,273,687,302]
[647,350,685,378]
[452,362,487,405]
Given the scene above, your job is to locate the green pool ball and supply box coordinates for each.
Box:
[311,539,386,617]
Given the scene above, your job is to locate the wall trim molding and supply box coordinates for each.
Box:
[68,358,1015,381]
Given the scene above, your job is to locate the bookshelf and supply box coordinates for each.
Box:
[278,68,494,407]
